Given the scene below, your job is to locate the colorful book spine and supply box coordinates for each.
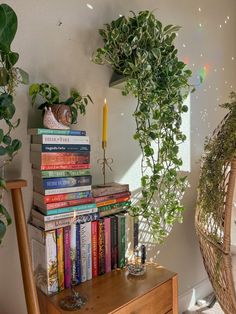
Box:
[91,221,98,277]
[110,216,118,270]
[31,212,99,231]
[37,185,92,196]
[98,201,131,213]
[94,191,131,203]
[85,222,92,280]
[30,228,58,295]
[99,208,126,218]
[34,197,94,211]
[31,143,90,153]
[56,228,64,292]
[96,195,130,208]
[41,202,96,216]
[70,223,77,284]
[32,134,89,144]
[31,151,90,166]
[64,226,71,288]
[80,223,87,282]
[32,168,91,178]
[35,175,92,189]
[28,128,86,136]
[104,217,111,273]
[37,163,91,171]
[33,190,92,204]
[76,223,81,284]
[117,215,126,268]
[98,219,105,275]
[92,183,129,197]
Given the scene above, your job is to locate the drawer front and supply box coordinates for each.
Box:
[114,279,173,314]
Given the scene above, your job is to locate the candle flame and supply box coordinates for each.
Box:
[104,98,107,104]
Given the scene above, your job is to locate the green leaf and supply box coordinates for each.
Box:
[0,146,6,155]
[2,135,11,145]
[0,129,4,142]
[17,67,29,84]
[0,67,8,85]
[11,139,22,151]
[0,4,17,52]
[0,204,12,225]
[0,177,6,190]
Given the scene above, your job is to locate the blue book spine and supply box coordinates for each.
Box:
[43,176,92,189]
[76,223,81,284]
[41,144,90,153]
[46,203,97,215]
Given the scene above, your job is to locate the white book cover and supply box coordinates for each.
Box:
[85,222,92,280]
[32,134,89,145]
[80,223,87,282]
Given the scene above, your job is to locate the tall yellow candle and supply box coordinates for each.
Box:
[102,98,108,148]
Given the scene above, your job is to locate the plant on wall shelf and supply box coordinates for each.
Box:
[93,10,194,242]
[0,4,29,243]
[29,83,93,125]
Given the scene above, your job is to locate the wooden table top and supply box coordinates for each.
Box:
[41,264,176,314]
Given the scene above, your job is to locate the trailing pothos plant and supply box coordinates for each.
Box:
[0,4,29,243]
[93,10,194,242]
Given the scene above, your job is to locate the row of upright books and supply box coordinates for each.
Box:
[28,128,134,295]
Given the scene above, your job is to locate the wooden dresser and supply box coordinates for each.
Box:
[38,264,178,314]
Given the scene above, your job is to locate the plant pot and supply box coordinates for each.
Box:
[50,104,72,126]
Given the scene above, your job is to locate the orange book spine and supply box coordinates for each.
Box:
[40,153,89,165]
[96,196,130,208]
[56,228,64,291]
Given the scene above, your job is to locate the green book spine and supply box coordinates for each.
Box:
[117,214,126,268]
[98,201,131,212]
[33,169,91,178]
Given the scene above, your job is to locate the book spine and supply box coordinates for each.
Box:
[45,230,58,294]
[43,202,96,216]
[125,213,134,260]
[92,185,129,197]
[34,190,92,204]
[29,129,86,136]
[98,219,105,275]
[38,163,91,170]
[98,201,131,212]
[117,215,126,268]
[94,191,131,203]
[41,176,92,189]
[33,168,91,178]
[80,224,87,282]
[91,221,98,277]
[42,185,92,196]
[75,223,81,284]
[32,207,98,222]
[63,226,71,288]
[33,144,90,153]
[96,196,130,208]
[110,216,118,270]
[134,217,139,249]
[104,218,111,273]
[31,152,90,166]
[70,223,77,284]
[31,212,99,231]
[35,197,94,210]
[33,134,89,144]
[56,228,64,291]
[85,222,92,280]
[99,208,127,218]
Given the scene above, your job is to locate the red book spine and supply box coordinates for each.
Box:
[104,217,111,273]
[38,197,94,210]
[40,153,89,166]
[39,163,91,170]
[63,226,71,288]
[91,221,98,277]
[96,196,130,208]
[94,191,131,203]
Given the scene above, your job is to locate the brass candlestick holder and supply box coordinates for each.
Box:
[97,141,113,185]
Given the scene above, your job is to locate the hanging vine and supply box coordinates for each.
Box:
[93,11,194,241]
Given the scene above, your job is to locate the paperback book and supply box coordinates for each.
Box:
[31,134,89,145]
[28,128,86,136]
[31,143,90,153]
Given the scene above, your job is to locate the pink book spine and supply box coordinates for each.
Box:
[104,217,111,273]
[63,226,71,288]
[91,221,98,277]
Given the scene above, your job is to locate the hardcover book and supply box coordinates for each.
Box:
[37,202,97,216]
[80,223,87,282]
[98,219,105,275]
[117,214,126,268]
[96,195,130,208]
[92,182,129,197]
[34,185,92,196]
[104,217,111,273]
[99,208,127,218]
[98,201,131,213]
[29,225,58,295]
[28,128,86,136]
[31,134,89,145]
[34,197,94,211]
[31,143,91,153]
[76,223,81,284]
[32,168,91,179]
[36,164,91,171]
[33,175,92,192]
[110,216,118,270]
[64,226,71,289]
[33,190,92,204]
[30,151,90,167]
[94,191,131,203]
[91,221,98,277]
[56,228,64,291]
[85,222,92,280]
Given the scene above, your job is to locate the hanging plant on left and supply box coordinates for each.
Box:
[0,4,29,243]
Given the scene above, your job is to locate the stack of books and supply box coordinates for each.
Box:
[28,128,133,296]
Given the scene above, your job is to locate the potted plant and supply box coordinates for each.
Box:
[0,3,29,243]
[93,10,194,242]
[29,83,93,127]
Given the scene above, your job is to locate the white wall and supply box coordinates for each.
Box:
[0,1,235,313]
